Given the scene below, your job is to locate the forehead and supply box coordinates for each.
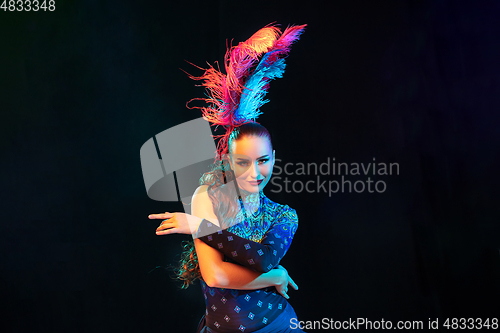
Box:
[230,136,272,158]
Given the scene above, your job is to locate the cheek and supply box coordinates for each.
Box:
[235,166,252,178]
[262,164,273,177]
[234,168,245,178]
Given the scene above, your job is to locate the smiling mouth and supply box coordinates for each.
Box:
[248,179,264,185]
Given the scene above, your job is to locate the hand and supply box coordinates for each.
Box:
[149,212,203,235]
[274,265,299,299]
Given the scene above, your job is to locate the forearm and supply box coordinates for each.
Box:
[194,238,282,290]
[213,261,283,290]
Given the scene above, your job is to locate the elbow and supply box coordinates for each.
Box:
[201,267,229,288]
[204,276,228,288]
[203,276,218,288]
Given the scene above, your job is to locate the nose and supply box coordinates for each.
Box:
[249,161,260,179]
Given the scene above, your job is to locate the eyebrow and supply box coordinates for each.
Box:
[236,155,269,160]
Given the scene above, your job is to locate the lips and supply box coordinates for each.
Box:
[248,179,263,186]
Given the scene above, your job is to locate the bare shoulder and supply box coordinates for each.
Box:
[192,185,210,206]
[191,185,218,222]
[193,184,209,196]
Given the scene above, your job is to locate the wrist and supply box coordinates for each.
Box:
[189,216,204,237]
[271,268,287,287]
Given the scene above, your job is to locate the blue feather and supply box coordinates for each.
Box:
[234,56,287,122]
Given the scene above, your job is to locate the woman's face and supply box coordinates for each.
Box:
[228,135,275,193]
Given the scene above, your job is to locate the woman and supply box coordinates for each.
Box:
[150,122,302,332]
[149,23,306,332]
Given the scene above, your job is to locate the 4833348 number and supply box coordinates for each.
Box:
[1,0,55,11]
[443,318,498,330]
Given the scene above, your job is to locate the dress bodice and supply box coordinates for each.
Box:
[198,189,299,332]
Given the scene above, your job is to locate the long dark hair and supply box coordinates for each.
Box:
[175,122,273,288]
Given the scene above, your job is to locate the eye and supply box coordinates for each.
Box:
[237,161,249,166]
[258,159,269,164]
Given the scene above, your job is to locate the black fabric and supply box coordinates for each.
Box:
[196,205,298,272]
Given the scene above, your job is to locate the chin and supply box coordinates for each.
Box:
[237,180,264,193]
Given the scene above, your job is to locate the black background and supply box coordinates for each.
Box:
[1,0,499,332]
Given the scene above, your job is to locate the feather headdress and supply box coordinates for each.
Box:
[186,23,306,162]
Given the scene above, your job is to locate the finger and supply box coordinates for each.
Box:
[148,212,174,219]
[288,276,299,290]
[156,221,175,231]
[156,228,177,235]
[280,290,289,299]
[155,213,175,219]
[158,218,176,225]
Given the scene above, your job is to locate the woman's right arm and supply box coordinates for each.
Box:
[194,238,294,297]
[192,185,298,273]
[191,185,297,297]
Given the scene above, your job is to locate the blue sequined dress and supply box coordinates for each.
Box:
[194,188,301,332]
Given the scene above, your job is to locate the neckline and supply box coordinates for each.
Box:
[238,191,264,219]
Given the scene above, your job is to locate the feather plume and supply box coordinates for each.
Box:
[185,23,306,160]
[235,24,307,121]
